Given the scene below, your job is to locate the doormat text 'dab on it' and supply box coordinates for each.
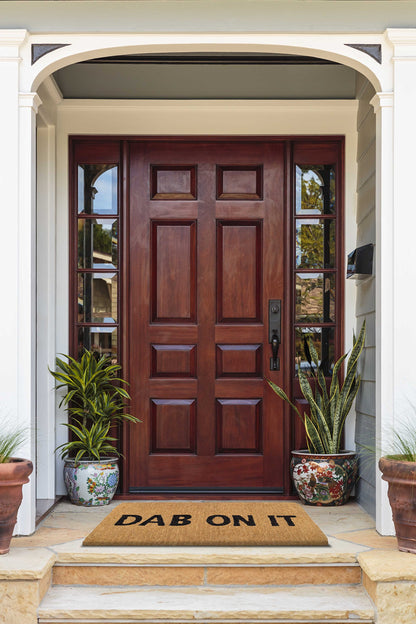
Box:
[83,502,328,547]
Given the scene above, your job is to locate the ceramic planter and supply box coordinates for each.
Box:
[0,458,33,554]
[379,456,416,554]
[290,450,358,506]
[63,458,119,506]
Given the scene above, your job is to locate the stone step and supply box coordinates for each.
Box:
[38,584,375,623]
[51,540,364,588]
[52,562,362,587]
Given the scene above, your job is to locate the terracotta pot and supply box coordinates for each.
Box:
[290,450,358,506]
[0,458,33,555]
[379,456,416,554]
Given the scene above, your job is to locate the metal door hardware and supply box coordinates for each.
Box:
[269,299,281,371]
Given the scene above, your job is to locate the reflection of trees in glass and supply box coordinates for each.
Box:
[78,222,113,268]
[297,223,324,269]
[296,275,335,323]
[299,166,335,215]
[301,173,323,213]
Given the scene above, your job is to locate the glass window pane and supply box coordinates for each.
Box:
[78,219,118,269]
[296,219,335,269]
[295,327,335,377]
[295,165,335,215]
[78,164,118,215]
[78,272,118,323]
[296,273,335,323]
[78,326,118,361]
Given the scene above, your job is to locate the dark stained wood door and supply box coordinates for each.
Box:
[127,140,287,493]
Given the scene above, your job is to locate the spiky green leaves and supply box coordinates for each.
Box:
[50,350,140,461]
[0,427,26,463]
[267,321,366,454]
[56,421,119,462]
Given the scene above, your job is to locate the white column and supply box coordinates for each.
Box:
[371,91,394,535]
[374,29,416,534]
[16,91,41,535]
[0,30,39,535]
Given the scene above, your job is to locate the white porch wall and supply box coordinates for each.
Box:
[354,74,377,517]
[2,1,416,34]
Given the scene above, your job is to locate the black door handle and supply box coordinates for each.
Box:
[271,332,280,371]
[269,299,281,371]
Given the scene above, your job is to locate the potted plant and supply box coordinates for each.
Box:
[378,425,416,554]
[0,426,32,554]
[267,322,365,505]
[50,350,139,506]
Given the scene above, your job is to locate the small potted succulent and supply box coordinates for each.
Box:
[267,322,365,505]
[0,426,32,554]
[50,350,139,506]
[378,425,416,554]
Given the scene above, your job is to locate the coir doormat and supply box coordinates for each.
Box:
[82,502,328,547]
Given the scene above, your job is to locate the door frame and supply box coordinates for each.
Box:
[68,134,345,498]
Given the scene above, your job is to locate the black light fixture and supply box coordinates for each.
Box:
[346,244,374,279]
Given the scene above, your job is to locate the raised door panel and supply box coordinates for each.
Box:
[151,345,197,378]
[151,399,197,454]
[216,398,262,453]
[151,221,197,322]
[217,221,262,323]
[151,165,197,200]
[216,344,262,378]
[217,165,263,200]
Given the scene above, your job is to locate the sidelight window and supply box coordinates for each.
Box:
[73,159,120,361]
[293,156,340,378]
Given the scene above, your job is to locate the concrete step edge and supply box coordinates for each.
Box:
[38,584,375,622]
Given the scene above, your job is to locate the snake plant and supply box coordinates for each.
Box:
[267,321,366,454]
[50,350,140,461]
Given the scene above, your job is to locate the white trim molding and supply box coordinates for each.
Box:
[19,31,390,94]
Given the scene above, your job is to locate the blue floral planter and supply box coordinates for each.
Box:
[290,450,358,506]
[63,458,119,506]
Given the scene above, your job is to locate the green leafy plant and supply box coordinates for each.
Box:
[267,321,366,454]
[50,350,140,461]
[0,427,26,463]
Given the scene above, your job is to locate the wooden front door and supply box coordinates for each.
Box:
[127,140,287,493]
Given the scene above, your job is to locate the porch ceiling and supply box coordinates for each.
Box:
[53,54,357,99]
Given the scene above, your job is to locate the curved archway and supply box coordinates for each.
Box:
[25,35,386,94]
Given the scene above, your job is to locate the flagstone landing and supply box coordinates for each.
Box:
[0,500,414,623]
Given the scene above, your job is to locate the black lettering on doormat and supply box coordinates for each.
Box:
[268,515,297,527]
[170,514,192,526]
[232,514,256,526]
[115,514,142,526]
[206,514,231,526]
[140,514,165,526]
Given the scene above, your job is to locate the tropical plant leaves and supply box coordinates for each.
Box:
[50,350,140,461]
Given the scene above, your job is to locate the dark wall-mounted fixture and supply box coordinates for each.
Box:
[347,244,374,279]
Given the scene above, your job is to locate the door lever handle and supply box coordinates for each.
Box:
[269,299,281,371]
[270,332,280,371]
